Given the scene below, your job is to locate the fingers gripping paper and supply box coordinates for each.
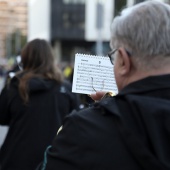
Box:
[72,53,118,95]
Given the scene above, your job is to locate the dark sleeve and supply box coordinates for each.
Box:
[0,85,11,125]
[39,111,89,170]
[63,80,81,111]
[70,93,81,111]
[0,77,18,125]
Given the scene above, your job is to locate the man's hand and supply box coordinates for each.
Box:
[89,91,116,102]
[89,91,107,101]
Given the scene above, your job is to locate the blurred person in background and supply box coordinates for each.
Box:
[63,62,73,80]
[0,38,80,170]
[4,55,21,86]
[0,65,6,92]
[37,1,170,170]
[0,65,6,78]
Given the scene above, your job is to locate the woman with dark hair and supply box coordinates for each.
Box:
[0,39,80,170]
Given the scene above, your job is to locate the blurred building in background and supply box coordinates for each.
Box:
[51,0,113,63]
[0,0,170,64]
[28,0,114,64]
[0,0,28,59]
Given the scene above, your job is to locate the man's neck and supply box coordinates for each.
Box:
[128,66,170,85]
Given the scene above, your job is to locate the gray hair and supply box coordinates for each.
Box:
[111,1,170,69]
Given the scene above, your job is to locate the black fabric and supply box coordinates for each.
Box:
[40,74,170,170]
[0,76,80,170]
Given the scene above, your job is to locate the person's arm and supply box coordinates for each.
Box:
[63,80,81,111]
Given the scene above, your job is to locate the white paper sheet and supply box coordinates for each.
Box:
[72,53,118,94]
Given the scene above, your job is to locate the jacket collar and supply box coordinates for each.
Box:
[119,74,170,96]
[95,74,170,116]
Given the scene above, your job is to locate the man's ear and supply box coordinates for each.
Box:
[117,48,131,75]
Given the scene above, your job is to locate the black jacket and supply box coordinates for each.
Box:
[0,76,80,170]
[40,74,170,170]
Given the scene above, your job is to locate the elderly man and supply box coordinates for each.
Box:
[38,1,170,170]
